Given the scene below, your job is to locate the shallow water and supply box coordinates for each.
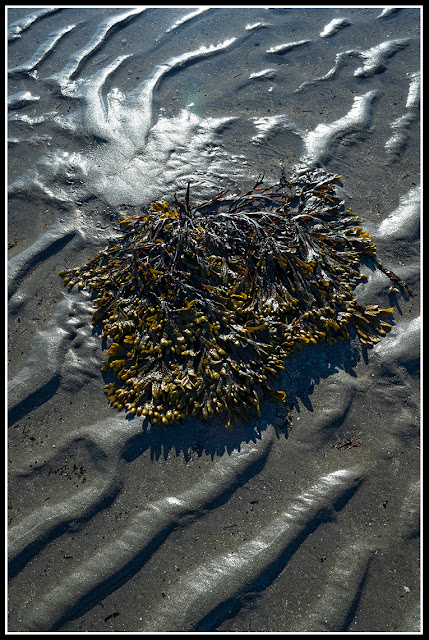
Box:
[8,6,420,632]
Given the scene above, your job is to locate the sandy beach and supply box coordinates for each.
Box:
[8,6,420,632]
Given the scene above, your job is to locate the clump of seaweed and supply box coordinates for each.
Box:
[60,169,412,429]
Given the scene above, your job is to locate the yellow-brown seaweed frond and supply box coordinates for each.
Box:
[60,170,411,429]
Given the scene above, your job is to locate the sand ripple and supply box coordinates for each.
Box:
[8,6,420,632]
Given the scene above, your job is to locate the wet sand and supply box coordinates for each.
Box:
[8,6,420,632]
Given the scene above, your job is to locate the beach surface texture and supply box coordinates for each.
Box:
[8,6,420,632]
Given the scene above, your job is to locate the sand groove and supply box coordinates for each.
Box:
[8,7,420,632]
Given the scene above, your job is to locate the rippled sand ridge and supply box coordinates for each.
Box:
[8,7,420,632]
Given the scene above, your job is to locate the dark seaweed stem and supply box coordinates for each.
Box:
[60,169,411,430]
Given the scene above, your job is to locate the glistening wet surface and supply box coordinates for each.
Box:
[8,6,420,632]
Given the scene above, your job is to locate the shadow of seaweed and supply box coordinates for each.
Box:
[118,334,362,462]
[7,320,363,594]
